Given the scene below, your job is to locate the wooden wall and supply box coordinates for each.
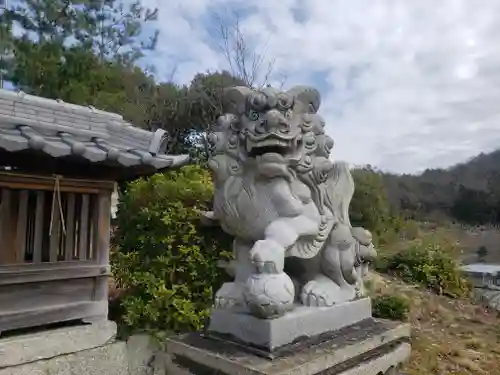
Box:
[0,173,113,334]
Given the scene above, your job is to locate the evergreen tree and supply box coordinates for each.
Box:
[1,0,158,100]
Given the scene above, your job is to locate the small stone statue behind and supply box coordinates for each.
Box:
[202,85,377,319]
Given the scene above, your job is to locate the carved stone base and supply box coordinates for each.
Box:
[207,297,372,356]
[166,319,411,375]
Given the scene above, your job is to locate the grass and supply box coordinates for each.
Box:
[369,224,500,374]
[367,272,500,375]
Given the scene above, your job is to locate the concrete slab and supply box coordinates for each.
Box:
[0,342,128,375]
[0,321,117,368]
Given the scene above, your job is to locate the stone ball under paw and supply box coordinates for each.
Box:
[243,272,295,319]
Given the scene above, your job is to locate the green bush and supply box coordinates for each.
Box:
[377,242,470,298]
[111,165,233,334]
[372,294,409,321]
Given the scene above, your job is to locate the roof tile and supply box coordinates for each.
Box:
[0,89,190,172]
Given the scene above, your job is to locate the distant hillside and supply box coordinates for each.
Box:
[379,150,500,224]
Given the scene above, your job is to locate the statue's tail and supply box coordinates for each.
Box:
[325,162,358,284]
[351,227,377,263]
[328,161,355,227]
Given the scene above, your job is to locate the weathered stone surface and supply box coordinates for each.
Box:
[208,297,372,351]
[321,343,409,375]
[166,319,411,375]
[0,321,117,368]
[127,333,170,375]
[0,326,176,375]
[127,334,157,374]
[0,342,128,375]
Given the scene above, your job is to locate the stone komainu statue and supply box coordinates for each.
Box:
[202,85,377,319]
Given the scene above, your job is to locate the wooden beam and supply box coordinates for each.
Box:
[0,172,115,193]
[0,149,125,181]
[0,260,97,271]
[0,265,108,286]
[0,301,108,334]
[0,147,167,182]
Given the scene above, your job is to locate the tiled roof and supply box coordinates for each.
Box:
[0,89,190,170]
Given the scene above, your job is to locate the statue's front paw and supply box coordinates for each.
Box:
[249,239,285,274]
[300,276,356,307]
[214,282,243,309]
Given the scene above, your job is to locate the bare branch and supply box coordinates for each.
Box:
[276,71,289,89]
[165,64,178,83]
[211,10,276,88]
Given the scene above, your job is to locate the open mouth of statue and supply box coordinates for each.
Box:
[248,144,289,157]
[247,137,296,158]
[246,139,296,165]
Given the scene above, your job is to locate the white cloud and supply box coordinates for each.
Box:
[138,0,500,174]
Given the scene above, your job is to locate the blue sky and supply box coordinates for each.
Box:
[7,0,500,174]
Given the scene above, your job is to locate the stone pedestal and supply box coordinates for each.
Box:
[166,318,411,375]
[0,321,168,375]
[208,298,372,356]
[0,321,127,375]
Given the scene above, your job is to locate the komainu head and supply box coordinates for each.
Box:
[208,86,335,179]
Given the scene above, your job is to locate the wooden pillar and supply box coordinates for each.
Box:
[78,194,90,261]
[64,193,76,261]
[33,191,45,264]
[0,189,14,264]
[93,191,111,315]
[15,190,29,263]
[96,191,111,266]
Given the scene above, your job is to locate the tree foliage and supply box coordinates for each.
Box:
[73,0,159,64]
[477,245,488,261]
[1,0,159,112]
[2,0,158,63]
[350,167,392,233]
[382,150,500,225]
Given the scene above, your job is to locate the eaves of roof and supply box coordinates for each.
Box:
[0,89,190,172]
